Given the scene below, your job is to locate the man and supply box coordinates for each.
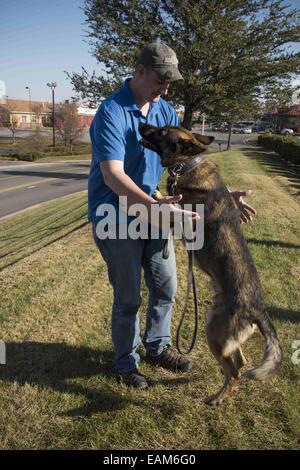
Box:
[88,43,256,389]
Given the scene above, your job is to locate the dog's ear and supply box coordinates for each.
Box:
[192,133,214,145]
[178,138,206,155]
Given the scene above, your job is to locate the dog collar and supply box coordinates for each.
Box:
[168,154,204,178]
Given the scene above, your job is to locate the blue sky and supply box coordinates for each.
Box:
[0,0,99,103]
[1,0,299,104]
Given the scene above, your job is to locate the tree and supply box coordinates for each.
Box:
[0,106,10,128]
[67,0,300,129]
[0,105,18,142]
[260,79,297,111]
[31,103,44,130]
[210,92,261,149]
[55,101,85,151]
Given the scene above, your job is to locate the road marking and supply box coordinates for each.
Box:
[0,167,89,193]
[0,178,57,193]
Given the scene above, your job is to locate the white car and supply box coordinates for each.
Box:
[280,128,293,135]
[240,127,252,134]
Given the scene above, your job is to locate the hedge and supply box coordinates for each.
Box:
[258,134,300,164]
[9,150,91,161]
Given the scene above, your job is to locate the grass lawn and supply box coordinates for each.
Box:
[0,147,299,450]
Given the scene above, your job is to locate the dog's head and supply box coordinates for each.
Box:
[139,123,214,167]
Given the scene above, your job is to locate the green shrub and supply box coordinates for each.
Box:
[258,134,300,164]
[17,152,40,161]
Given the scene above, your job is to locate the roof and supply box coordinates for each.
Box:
[4,99,53,113]
[77,105,97,116]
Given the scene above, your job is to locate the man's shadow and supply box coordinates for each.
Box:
[0,342,131,416]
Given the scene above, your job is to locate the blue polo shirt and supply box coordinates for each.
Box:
[88,78,180,223]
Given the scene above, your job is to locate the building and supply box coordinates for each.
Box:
[259,104,300,132]
[77,104,98,127]
[1,98,100,129]
[3,98,53,128]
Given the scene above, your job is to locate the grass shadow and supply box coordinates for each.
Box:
[0,341,130,416]
[247,238,300,250]
[243,148,300,194]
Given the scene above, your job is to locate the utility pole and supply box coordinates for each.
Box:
[25,86,32,129]
[47,82,57,147]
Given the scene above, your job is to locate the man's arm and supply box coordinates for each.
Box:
[100,160,200,221]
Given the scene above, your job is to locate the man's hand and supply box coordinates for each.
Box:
[230,190,257,224]
[157,194,200,221]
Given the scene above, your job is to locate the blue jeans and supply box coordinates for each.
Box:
[92,223,177,373]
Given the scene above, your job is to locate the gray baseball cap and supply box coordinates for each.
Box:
[137,42,183,82]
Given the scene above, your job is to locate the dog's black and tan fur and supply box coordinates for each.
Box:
[139,122,282,406]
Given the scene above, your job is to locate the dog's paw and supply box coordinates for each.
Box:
[204,394,224,407]
[152,190,164,201]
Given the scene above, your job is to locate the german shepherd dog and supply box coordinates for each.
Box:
[139,122,282,406]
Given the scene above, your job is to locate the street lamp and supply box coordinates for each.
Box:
[25,86,32,129]
[47,82,57,147]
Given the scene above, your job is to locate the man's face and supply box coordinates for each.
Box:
[141,67,170,103]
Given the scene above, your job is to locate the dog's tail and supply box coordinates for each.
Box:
[243,314,283,381]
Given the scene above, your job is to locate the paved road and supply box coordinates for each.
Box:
[192,126,257,150]
[0,161,90,219]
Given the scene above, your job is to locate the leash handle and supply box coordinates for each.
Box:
[176,249,199,355]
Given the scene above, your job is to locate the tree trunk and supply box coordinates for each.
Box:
[227,123,233,150]
[182,104,194,130]
[10,128,16,143]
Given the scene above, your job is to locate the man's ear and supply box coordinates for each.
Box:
[192,133,214,145]
[136,63,146,78]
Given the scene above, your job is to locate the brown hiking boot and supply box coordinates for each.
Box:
[119,368,148,389]
[146,345,192,372]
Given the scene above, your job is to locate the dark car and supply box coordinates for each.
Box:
[211,124,223,131]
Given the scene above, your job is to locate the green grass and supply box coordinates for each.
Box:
[0,147,299,450]
[0,192,88,270]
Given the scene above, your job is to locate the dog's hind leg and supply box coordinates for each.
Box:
[234,347,247,370]
[205,355,241,406]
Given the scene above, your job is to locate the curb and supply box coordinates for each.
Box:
[0,190,88,222]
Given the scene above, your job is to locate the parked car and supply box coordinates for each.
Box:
[211,124,223,131]
[240,126,252,134]
[232,124,245,134]
[280,128,294,135]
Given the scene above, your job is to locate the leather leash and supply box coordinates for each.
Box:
[167,155,203,355]
[176,248,199,355]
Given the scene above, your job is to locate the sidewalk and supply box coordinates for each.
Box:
[0,159,34,167]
